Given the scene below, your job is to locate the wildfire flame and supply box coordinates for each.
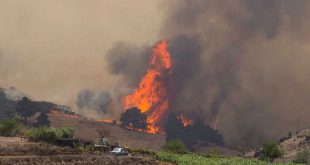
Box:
[177,113,193,127]
[96,119,114,123]
[124,40,172,134]
[50,110,81,119]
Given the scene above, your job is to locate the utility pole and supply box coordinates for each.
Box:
[297,117,300,133]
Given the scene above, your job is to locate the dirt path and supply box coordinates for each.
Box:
[0,136,32,146]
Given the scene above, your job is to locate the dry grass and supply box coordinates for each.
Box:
[48,112,165,149]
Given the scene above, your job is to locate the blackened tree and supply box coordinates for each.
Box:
[16,97,35,125]
[35,112,50,127]
[120,107,147,131]
[164,113,224,149]
[189,119,224,146]
[164,113,189,142]
[0,90,16,121]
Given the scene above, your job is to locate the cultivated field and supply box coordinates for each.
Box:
[155,152,299,165]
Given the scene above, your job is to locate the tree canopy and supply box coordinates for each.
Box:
[120,107,147,131]
[0,90,16,121]
[16,97,36,124]
[35,112,50,127]
[261,140,283,162]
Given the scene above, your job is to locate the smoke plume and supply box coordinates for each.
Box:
[76,89,113,116]
[4,87,29,101]
[106,0,310,148]
[105,42,152,87]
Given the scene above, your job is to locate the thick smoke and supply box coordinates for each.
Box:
[105,42,152,87]
[0,53,7,84]
[76,89,112,116]
[107,0,310,148]
[4,87,29,101]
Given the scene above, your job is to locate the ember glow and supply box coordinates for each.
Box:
[124,40,172,134]
[96,119,114,123]
[50,110,81,119]
[177,113,193,127]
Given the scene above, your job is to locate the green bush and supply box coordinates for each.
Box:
[205,147,221,157]
[27,127,75,143]
[59,127,74,138]
[83,143,94,152]
[163,139,188,154]
[293,149,309,164]
[0,119,22,136]
[261,140,283,162]
[131,148,155,156]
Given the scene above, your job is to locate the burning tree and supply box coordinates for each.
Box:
[123,40,172,134]
[120,107,147,131]
[164,113,224,149]
[119,40,225,143]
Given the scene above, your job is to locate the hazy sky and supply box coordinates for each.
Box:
[2,1,310,147]
[0,0,163,106]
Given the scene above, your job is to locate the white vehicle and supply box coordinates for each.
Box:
[110,147,129,156]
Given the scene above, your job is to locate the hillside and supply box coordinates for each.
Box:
[0,87,74,122]
[0,88,16,120]
[48,111,165,150]
[279,128,310,162]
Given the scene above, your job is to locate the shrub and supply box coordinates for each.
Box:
[261,140,283,162]
[59,127,74,138]
[131,148,155,156]
[0,119,22,136]
[83,142,94,152]
[27,127,74,143]
[293,149,309,164]
[205,147,221,157]
[35,112,50,127]
[288,132,292,138]
[163,139,188,154]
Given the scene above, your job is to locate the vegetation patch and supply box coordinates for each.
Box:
[155,151,298,165]
[260,140,283,162]
[293,149,309,164]
[162,139,188,154]
[0,119,24,136]
[131,148,156,156]
[26,127,74,143]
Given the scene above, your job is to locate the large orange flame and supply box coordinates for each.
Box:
[124,40,172,134]
[177,113,193,127]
